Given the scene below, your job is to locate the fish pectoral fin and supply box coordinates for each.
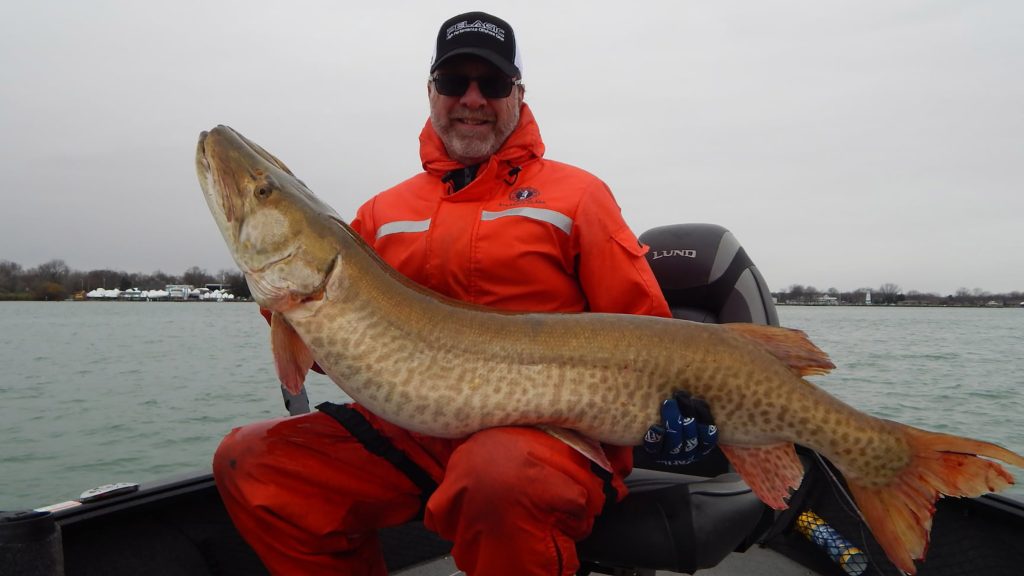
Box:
[270,312,315,395]
[844,423,1024,575]
[721,323,835,377]
[719,443,804,510]
[537,425,613,472]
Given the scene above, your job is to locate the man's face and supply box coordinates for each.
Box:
[429,56,524,166]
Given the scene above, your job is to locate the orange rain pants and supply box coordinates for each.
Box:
[214,404,628,575]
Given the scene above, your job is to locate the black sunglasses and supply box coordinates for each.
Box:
[430,74,522,99]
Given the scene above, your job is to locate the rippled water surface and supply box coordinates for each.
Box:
[0,301,350,509]
[0,302,1021,509]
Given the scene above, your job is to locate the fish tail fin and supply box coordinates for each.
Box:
[846,423,1024,575]
[721,323,835,377]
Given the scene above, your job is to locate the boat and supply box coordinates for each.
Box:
[4,223,1024,576]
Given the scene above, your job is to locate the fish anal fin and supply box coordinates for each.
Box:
[722,323,835,377]
[720,442,804,510]
[270,312,314,395]
[845,423,1024,575]
[538,425,613,472]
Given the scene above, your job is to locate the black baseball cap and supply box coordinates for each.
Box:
[430,12,523,79]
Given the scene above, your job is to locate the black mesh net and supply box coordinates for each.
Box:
[763,449,1024,576]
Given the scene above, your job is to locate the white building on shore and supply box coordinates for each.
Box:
[84,285,235,301]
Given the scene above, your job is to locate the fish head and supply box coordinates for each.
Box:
[196,125,342,312]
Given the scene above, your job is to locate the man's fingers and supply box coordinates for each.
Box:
[643,425,665,454]
[660,399,684,455]
[692,397,714,425]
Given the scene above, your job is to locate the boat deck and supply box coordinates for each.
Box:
[42,468,1024,576]
[395,545,819,576]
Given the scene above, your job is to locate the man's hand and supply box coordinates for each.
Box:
[642,390,718,466]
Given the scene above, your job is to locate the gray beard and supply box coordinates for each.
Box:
[432,106,520,165]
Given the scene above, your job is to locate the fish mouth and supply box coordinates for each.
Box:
[196,126,251,229]
[195,129,222,203]
[197,131,210,171]
[195,130,226,233]
[247,249,297,275]
[304,254,340,303]
[253,253,340,313]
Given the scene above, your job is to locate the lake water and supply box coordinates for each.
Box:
[1,302,1021,510]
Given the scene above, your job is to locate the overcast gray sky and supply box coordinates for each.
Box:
[2,1,1021,296]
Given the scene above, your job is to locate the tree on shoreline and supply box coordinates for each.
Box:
[0,259,250,301]
[773,283,1022,307]
[876,283,902,305]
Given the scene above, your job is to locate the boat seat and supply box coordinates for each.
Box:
[577,469,769,575]
[638,222,778,327]
[577,223,779,574]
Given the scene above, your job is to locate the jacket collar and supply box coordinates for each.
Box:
[418,102,546,178]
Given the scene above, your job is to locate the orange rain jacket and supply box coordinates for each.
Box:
[351,103,671,317]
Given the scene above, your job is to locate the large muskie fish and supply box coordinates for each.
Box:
[197,125,1024,575]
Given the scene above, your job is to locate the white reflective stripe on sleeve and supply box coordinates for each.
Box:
[480,208,573,235]
[375,219,432,240]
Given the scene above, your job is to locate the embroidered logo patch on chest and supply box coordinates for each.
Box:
[509,187,539,202]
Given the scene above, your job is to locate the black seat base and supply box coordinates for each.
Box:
[578,469,771,575]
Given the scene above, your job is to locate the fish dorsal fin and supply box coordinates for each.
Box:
[721,323,835,377]
[271,311,314,395]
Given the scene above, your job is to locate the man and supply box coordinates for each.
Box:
[214,12,715,576]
